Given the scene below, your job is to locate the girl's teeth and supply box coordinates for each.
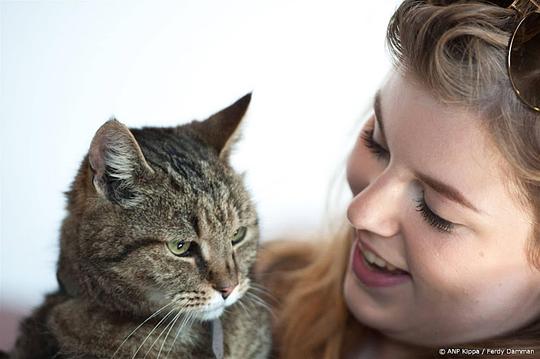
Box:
[362,247,402,273]
[364,250,376,264]
[374,256,386,268]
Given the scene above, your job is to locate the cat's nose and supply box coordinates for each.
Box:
[215,285,235,299]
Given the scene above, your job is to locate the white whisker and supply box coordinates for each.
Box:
[164,311,194,359]
[250,282,275,297]
[111,300,176,358]
[143,308,178,359]
[236,298,250,317]
[131,306,177,359]
[157,310,183,359]
[244,291,275,319]
[249,283,277,304]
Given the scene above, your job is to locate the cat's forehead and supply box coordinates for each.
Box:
[125,126,254,236]
[132,127,215,170]
[131,127,232,191]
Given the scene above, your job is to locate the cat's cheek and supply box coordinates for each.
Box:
[144,287,169,306]
[235,243,258,273]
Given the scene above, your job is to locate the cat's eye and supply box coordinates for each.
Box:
[232,227,247,245]
[167,239,192,256]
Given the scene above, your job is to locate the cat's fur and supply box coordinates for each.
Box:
[7,94,271,358]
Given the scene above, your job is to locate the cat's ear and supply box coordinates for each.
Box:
[190,93,251,161]
[88,118,154,206]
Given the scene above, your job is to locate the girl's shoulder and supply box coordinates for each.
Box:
[254,239,317,306]
[257,239,315,274]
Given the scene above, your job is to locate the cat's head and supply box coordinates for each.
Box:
[58,94,259,320]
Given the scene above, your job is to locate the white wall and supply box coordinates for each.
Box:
[0,0,399,349]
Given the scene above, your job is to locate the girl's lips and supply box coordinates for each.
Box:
[352,239,411,288]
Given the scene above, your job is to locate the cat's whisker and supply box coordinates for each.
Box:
[249,283,278,304]
[236,299,253,320]
[244,291,275,319]
[157,309,183,359]
[251,299,274,317]
[245,290,271,308]
[131,306,177,359]
[235,298,250,316]
[249,282,275,296]
[111,300,176,359]
[143,308,180,359]
[165,311,194,359]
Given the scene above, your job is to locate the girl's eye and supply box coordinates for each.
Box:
[415,192,455,233]
[167,239,193,256]
[361,125,454,234]
[232,226,247,245]
[360,128,389,161]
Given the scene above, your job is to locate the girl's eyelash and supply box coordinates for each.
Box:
[360,128,389,160]
[415,194,455,233]
[360,128,455,234]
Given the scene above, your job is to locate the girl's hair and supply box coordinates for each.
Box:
[262,1,540,358]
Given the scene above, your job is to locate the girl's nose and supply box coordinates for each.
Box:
[346,172,402,237]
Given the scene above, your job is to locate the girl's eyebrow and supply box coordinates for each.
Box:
[415,172,481,214]
[373,92,481,215]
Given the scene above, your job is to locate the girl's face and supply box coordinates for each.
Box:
[343,71,540,346]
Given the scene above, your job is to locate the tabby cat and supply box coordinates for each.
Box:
[7,94,271,358]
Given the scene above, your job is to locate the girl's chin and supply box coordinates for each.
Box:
[343,266,418,344]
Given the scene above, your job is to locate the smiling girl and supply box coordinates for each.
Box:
[258,1,540,358]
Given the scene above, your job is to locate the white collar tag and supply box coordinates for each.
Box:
[211,318,224,359]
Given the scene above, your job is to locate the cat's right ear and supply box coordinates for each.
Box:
[189,93,251,162]
[88,119,154,206]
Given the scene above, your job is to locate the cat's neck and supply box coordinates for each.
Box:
[49,295,214,357]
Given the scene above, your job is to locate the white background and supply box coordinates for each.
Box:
[0,0,399,350]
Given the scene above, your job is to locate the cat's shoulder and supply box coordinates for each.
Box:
[10,290,68,358]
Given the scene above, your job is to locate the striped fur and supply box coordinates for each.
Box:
[8,94,271,359]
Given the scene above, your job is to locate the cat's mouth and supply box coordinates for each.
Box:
[147,279,249,321]
[198,289,239,320]
[197,281,248,320]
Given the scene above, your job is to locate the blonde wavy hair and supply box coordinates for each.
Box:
[259,1,540,358]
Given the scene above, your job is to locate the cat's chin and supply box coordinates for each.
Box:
[197,291,236,321]
[199,305,226,321]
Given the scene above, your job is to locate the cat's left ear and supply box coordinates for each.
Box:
[190,93,252,161]
[88,119,154,206]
